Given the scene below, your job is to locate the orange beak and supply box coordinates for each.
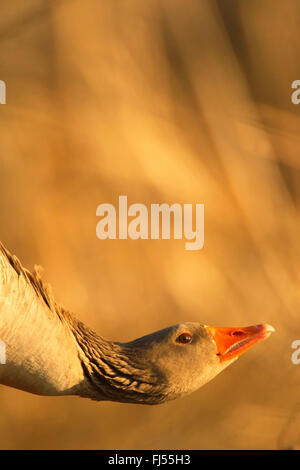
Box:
[205,324,275,362]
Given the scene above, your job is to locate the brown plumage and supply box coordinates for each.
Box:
[0,242,274,405]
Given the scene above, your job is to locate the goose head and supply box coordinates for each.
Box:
[84,322,275,405]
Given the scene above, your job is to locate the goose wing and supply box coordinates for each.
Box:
[0,242,85,395]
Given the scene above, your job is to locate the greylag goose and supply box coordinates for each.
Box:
[0,242,274,404]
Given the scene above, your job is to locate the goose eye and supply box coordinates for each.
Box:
[176,333,192,344]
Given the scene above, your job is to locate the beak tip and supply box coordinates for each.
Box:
[262,323,276,334]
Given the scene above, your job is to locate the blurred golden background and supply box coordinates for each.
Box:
[0,0,300,450]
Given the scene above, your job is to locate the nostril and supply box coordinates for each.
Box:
[231,330,244,336]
